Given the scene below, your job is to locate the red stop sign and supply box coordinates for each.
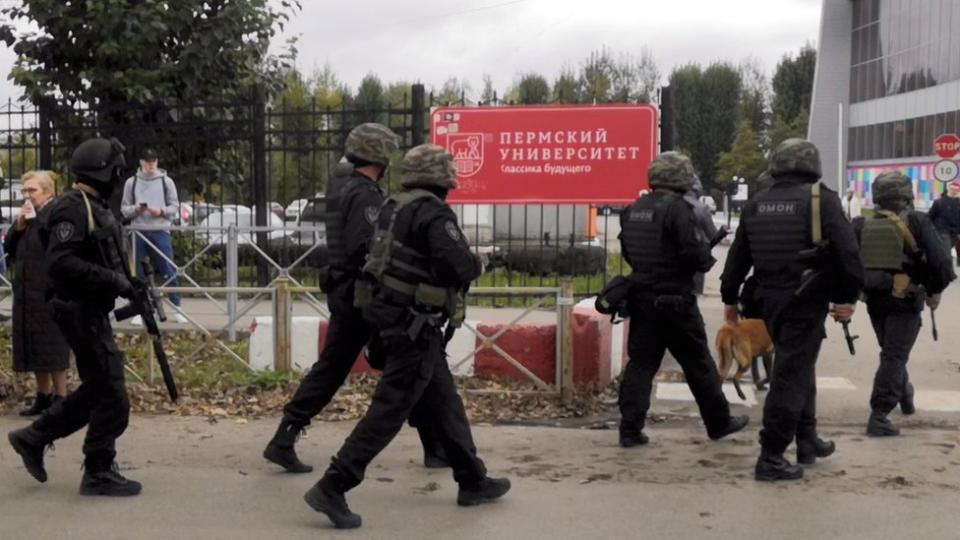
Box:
[934,134,960,158]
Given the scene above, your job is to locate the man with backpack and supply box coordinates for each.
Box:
[120,147,184,316]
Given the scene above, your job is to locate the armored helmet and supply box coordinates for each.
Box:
[647,151,696,192]
[400,144,458,189]
[769,138,822,179]
[871,171,913,204]
[345,123,400,167]
[70,137,127,195]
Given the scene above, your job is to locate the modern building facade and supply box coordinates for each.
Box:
[809,0,960,209]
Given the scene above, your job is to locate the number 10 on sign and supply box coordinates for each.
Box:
[934,160,958,182]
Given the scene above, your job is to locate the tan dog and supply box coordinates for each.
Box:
[715,319,774,400]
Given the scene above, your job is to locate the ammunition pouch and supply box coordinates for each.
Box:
[381,308,445,342]
[891,273,913,299]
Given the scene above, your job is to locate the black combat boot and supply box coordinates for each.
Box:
[457,477,512,506]
[417,428,449,469]
[304,474,362,529]
[619,419,650,448]
[796,437,836,465]
[755,449,804,482]
[19,393,52,417]
[263,420,313,473]
[619,431,650,448]
[79,463,142,496]
[866,410,900,437]
[7,425,54,483]
[709,415,750,440]
[900,383,915,415]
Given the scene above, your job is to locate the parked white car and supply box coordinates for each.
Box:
[285,198,310,222]
[196,206,293,247]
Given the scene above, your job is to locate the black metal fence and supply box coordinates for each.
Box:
[1,85,637,297]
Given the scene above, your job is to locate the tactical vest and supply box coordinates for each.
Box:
[619,191,685,291]
[324,163,361,270]
[861,212,911,271]
[743,182,815,287]
[356,189,464,324]
[80,189,126,274]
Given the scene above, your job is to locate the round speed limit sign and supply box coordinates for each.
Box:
[934,159,959,182]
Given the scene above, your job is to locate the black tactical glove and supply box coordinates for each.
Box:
[112,272,134,299]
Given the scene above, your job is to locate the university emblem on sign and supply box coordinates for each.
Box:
[448,133,484,177]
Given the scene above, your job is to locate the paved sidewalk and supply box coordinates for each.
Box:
[1,415,958,539]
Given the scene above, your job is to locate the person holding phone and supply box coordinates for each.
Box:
[120,147,185,319]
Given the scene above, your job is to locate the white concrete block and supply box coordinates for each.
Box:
[446,320,478,376]
[656,381,757,407]
[247,316,321,372]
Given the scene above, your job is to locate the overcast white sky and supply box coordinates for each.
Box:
[0,0,823,103]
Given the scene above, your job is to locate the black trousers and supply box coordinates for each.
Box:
[33,302,129,471]
[282,282,378,427]
[758,296,827,454]
[325,327,486,491]
[618,296,731,437]
[867,298,922,414]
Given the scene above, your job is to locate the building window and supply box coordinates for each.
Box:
[850,0,960,103]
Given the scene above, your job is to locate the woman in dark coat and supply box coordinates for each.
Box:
[5,170,71,416]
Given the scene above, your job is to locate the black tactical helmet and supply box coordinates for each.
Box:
[71,137,127,188]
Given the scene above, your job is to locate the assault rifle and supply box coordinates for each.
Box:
[930,307,938,341]
[115,258,179,402]
[840,320,859,355]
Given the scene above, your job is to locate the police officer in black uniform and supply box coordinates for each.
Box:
[7,137,141,496]
[302,144,509,530]
[854,171,955,437]
[618,151,749,447]
[264,123,445,473]
[721,138,863,482]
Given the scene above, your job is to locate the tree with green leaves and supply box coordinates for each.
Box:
[669,61,742,188]
[1,0,300,204]
[1,0,299,106]
[479,74,498,105]
[552,64,580,104]
[716,120,767,194]
[509,73,550,105]
[433,77,472,105]
[578,47,660,104]
[770,44,816,141]
[738,58,770,138]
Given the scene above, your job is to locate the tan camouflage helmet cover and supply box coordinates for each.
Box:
[400,144,458,189]
[769,138,822,179]
[647,151,696,191]
[871,170,913,203]
[345,123,400,167]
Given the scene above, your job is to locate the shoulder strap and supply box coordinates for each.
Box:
[876,209,919,254]
[79,189,96,232]
[810,182,821,243]
[162,175,169,203]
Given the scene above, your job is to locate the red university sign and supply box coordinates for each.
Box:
[430,105,658,204]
